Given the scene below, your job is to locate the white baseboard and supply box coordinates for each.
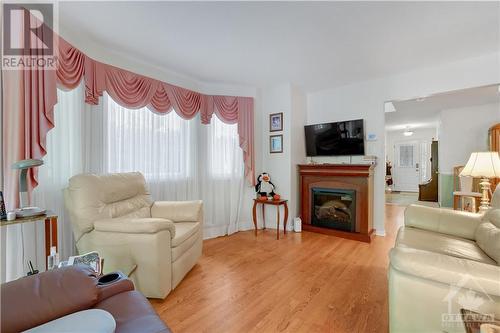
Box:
[375,229,386,237]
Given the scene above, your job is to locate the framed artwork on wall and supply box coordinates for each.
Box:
[269,112,283,132]
[270,135,283,153]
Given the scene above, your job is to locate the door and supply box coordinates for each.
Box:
[394,141,420,192]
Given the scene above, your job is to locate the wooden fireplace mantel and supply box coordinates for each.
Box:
[299,163,375,243]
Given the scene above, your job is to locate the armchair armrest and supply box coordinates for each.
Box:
[390,247,500,297]
[151,200,203,223]
[94,218,175,238]
[405,204,482,240]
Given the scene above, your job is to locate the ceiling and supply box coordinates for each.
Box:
[58,1,500,92]
[385,85,500,132]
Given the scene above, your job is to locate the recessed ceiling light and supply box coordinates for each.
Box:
[403,126,414,136]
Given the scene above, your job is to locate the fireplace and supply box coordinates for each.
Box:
[299,163,375,242]
[312,188,356,232]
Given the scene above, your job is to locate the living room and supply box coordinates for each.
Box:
[1,2,499,333]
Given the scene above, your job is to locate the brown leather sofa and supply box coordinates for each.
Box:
[1,265,171,333]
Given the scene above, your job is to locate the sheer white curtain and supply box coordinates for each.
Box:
[7,84,96,279]
[105,95,244,238]
[8,88,244,281]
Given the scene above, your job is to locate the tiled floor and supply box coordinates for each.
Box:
[385,191,440,208]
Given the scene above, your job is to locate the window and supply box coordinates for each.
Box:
[106,95,192,180]
[398,144,414,168]
[105,95,242,181]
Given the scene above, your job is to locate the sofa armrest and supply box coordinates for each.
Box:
[390,247,500,297]
[94,218,175,238]
[404,204,482,240]
[151,200,203,223]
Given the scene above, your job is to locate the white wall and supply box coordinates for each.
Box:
[258,83,307,230]
[439,102,499,174]
[260,84,292,229]
[438,102,499,207]
[290,85,307,219]
[307,52,500,236]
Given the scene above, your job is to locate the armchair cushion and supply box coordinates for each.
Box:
[404,204,482,240]
[172,222,201,248]
[94,218,175,237]
[390,247,500,297]
[151,200,202,222]
[396,227,496,264]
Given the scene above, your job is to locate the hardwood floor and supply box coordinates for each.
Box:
[151,205,405,333]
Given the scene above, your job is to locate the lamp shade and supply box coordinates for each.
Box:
[460,152,500,178]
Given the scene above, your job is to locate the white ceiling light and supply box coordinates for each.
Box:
[384,102,396,113]
[403,126,414,136]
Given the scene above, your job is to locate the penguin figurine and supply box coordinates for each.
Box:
[255,172,279,200]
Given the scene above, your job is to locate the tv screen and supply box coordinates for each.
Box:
[305,119,365,156]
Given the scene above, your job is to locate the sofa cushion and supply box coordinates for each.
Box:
[483,208,500,227]
[95,290,171,333]
[24,309,115,333]
[475,222,500,264]
[491,185,500,209]
[396,227,496,264]
[389,247,500,297]
[172,222,201,247]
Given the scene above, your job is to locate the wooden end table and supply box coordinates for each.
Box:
[1,211,58,269]
[252,199,288,240]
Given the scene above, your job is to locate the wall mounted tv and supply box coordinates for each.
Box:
[304,119,365,156]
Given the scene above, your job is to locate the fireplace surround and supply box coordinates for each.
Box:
[299,163,375,242]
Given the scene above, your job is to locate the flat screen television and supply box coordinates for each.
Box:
[305,119,365,156]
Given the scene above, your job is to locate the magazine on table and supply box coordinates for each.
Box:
[60,251,103,275]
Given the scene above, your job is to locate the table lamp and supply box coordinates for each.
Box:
[460,152,500,212]
[12,159,46,217]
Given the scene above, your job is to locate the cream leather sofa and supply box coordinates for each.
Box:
[389,205,500,333]
[64,172,203,299]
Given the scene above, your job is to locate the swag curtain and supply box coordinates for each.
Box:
[38,37,254,193]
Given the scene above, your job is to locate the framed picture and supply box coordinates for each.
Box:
[270,135,283,153]
[269,112,283,132]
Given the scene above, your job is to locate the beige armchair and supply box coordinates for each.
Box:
[389,205,500,332]
[64,172,203,299]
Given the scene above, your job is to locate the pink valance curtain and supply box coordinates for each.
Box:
[3,21,255,207]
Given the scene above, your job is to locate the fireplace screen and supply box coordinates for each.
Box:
[312,188,356,232]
